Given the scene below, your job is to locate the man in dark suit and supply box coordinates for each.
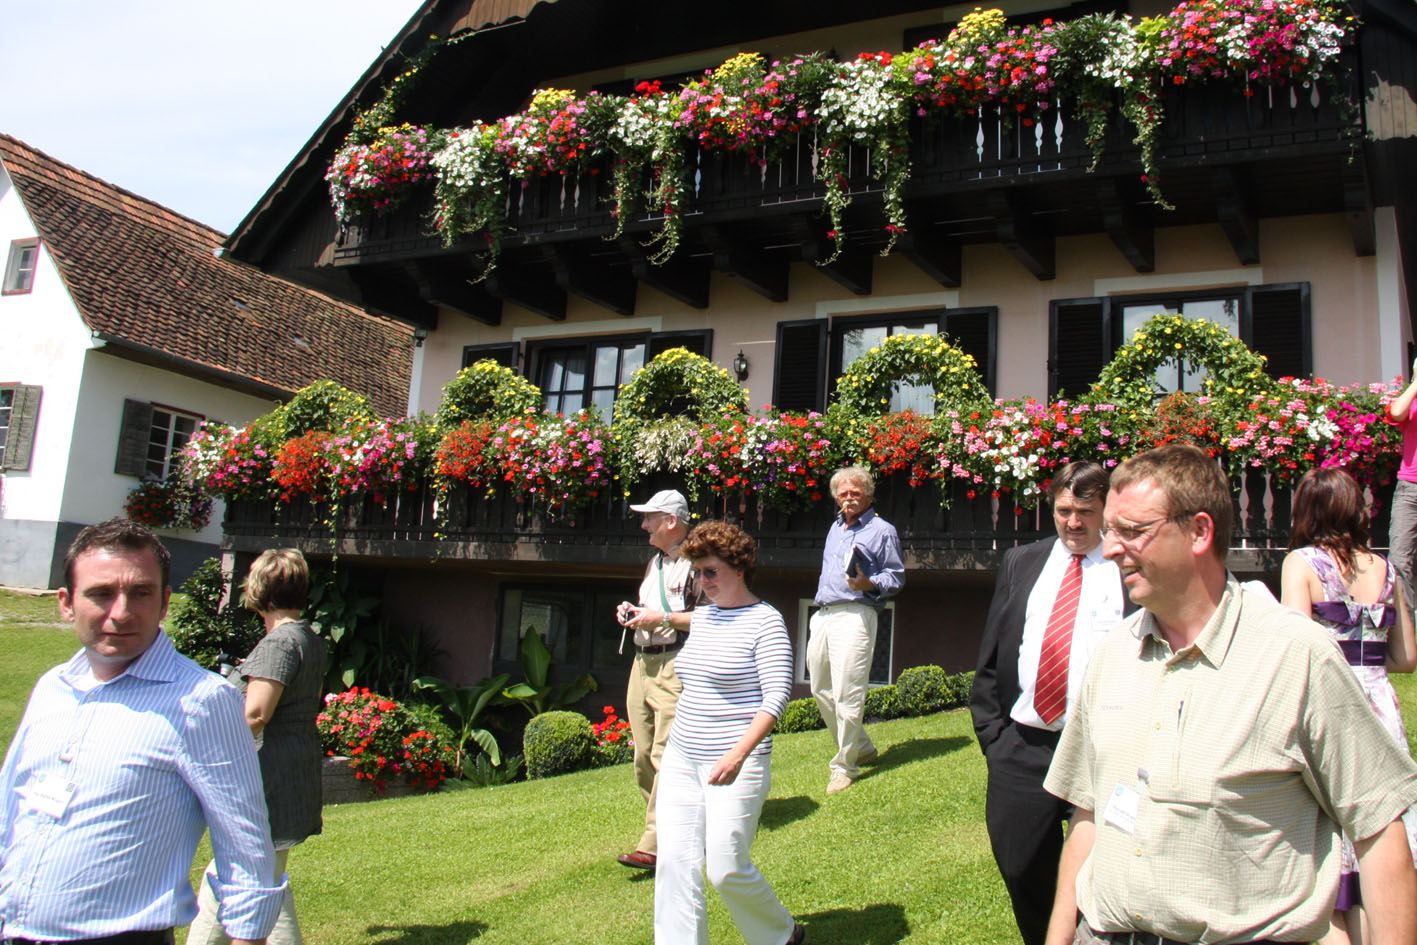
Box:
[970,462,1125,945]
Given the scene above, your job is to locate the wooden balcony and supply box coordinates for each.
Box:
[222,469,1355,574]
[329,60,1362,315]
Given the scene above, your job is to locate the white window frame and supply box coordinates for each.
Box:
[145,406,203,480]
[794,598,895,687]
[3,239,39,295]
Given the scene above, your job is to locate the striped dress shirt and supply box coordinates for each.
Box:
[668,602,794,762]
[0,632,285,941]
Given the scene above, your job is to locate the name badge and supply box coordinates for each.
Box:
[25,774,77,819]
[1103,781,1141,834]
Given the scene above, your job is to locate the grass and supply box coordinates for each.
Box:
[4,592,1417,945]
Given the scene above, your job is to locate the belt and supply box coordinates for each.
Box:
[637,640,683,655]
[1339,638,1388,666]
[1091,931,1283,945]
[4,930,174,945]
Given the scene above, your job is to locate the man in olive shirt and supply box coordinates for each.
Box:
[1044,444,1417,945]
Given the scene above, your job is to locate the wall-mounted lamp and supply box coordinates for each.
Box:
[733,349,749,381]
[413,327,429,348]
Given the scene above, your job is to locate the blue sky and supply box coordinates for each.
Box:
[1,1,424,233]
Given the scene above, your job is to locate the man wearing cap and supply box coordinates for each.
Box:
[614,489,702,871]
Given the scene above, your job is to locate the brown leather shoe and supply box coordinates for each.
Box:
[787,921,806,944]
[617,850,657,870]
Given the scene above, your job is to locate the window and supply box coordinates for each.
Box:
[525,329,712,416]
[3,239,39,295]
[115,400,203,479]
[796,600,894,686]
[1048,283,1310,397]
[0,385,41,471]
[497,585,633,675]
[774,308,997,413]
[461,342,518,370]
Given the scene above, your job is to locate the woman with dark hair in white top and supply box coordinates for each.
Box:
[653,520,803,945]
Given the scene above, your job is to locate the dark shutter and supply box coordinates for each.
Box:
[1,385,41,471]
[773,319,827,412]
[1246,282,1310,380]
[1049,298,1111,398]
[941,307,998,395]
[462,342,519,370]
[114,399,153,477]
[648,329,712,360]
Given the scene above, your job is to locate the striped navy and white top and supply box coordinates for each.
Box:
[668,601,794,761]
[0,632,285,941]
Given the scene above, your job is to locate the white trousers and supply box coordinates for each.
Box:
[188,847,301,945]
[654,745,794,945]
[807,603,877,778]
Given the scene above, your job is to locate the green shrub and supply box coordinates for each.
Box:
[896,665,952,717]
[773,697,825,734]
[281,380,374,437]
[592,738,635,767]
[523,710,595,779]
[864,684,902,721]
[435,360,542,430]
[167,558,264,672]
[945,670,976,709]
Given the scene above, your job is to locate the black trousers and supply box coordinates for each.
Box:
[984,722,1070,945]
[5,930,174,945]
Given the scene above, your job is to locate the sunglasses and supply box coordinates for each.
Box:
[691,567,721,579]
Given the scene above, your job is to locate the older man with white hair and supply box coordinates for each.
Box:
[808,466,905,796]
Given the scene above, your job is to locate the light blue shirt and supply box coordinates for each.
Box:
[0,632,285,941]
[814,506,905,607]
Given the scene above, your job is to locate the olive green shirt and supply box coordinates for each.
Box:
[1045,577,1417,944]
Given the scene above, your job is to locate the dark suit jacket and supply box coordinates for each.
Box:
[971,537,1058,758]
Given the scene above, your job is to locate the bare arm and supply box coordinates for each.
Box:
[1389,357,1417,422]
[1279,551,1317,615]
[1354,819,1417,945]
[1043,809,1095,945]
[1388,582,1417,674]
[243,678,285,737]
[708,711,778,785]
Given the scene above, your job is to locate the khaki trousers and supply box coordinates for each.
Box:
[627,648,682,855]
[807,603,878,778]
[187,847,300,945]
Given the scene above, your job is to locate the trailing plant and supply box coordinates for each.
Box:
[832,333,991,417]
[281,380,376,438]
[124,476,213,531]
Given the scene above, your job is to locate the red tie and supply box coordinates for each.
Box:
[1035,554,1083,725]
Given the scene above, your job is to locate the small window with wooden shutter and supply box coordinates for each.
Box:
[1049,298,1111,398]
[773,319,827,412]
[942,307,998,395]
[462,342,520,371]
[0,385,41,471]
[1246,283,1311,380]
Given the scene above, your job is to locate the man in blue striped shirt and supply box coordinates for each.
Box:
[809,466,905,796]
[1,519,285,945]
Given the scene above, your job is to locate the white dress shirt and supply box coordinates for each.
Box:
[1010,540,1124,730]
[0,632,285,941]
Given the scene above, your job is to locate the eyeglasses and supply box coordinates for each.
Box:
[1099,513,1196,545]
[691,567,720,579]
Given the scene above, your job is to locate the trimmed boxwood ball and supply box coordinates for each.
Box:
[896,665,952,716]
[864,684,902,721]
[523,710,595,779]
[772,697,826,734]
[946,670,976,709]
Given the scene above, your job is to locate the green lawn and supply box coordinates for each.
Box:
[4,593,1417,945]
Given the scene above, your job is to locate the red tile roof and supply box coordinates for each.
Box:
[0,133,413,417]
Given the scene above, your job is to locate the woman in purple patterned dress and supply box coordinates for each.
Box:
[1281,466,1417,945]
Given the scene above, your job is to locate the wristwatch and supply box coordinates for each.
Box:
[660,614,673,631]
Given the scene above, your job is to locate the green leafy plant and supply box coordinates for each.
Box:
[523,710,595,778]
[864,684,903,721]
[166,558,264,672]
[434,360,543,430]
[413,673,510,769]
[305,564,381,691]
[772,697,826,734]
[464,751,524,786]
[896,665,954,716]
[501,628,598,717]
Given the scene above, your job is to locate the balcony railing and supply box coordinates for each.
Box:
[333,65,1360,265]
[223,469,1347,572]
